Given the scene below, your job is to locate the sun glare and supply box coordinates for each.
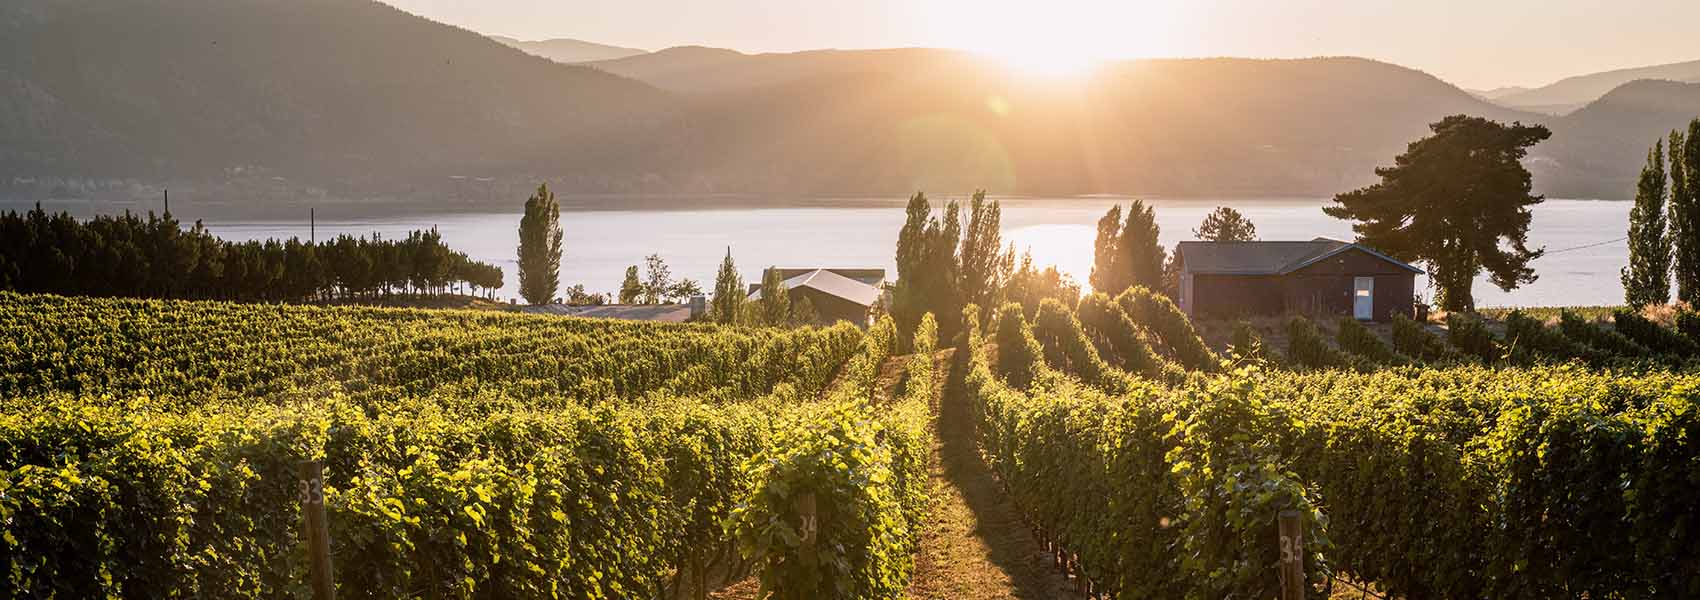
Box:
[912,1,1188,80]
[980,46,1103,80]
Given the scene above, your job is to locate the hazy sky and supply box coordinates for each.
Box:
[382,0,1700,90]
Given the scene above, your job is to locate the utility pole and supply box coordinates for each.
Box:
[310,207,316,244]
[164,189,170,216]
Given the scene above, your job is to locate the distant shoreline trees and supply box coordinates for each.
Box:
[516,184,563,305]
[1326,115,1550,312]
[0,204,501,302]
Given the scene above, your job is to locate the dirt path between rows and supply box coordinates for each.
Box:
[905,350,1079,600]
[715,349,1078,599]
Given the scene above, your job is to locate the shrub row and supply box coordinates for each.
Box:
[1334,317,1407,366]
[975,305,1329,598]
[1074,293,1165,377]
[1286,316,1358,371]
[1262,366,1700,598]
[979,305,1700,599]
[1031,300,1141,393]
[1614,308,1700,357]
[0,292,863,404]
[0,394,769,598]
[1390,313,1457,362]
[1114,287,1218,372]
[0,295,930,599]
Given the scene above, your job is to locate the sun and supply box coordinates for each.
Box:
[909,1,1188,80]
[979,46,1104,80]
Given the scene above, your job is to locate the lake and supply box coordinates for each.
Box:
[12,197,1633,308]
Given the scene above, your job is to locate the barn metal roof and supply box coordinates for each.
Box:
[747,268,883,307]
[1177,238,1421,275]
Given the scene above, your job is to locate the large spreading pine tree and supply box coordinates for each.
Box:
[1325,115,1550,312]
[516,184,563,305]
[1622,140,1671,308]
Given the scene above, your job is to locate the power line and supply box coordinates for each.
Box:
[1542,237,1626,256]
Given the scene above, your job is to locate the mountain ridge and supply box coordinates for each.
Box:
[1,0,1693,205]
[490,35,648,64]
[1492,58,1700,114]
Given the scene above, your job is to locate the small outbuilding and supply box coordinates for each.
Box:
[1174,238,1421,321]
[749,268,886,326]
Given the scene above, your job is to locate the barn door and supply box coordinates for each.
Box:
[1353,277,1374,320]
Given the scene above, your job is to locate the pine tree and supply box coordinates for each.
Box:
[710,248,745,323]
[516,184,563,305]
[759,267,791,325]
[1325,116,1550,312]
[618,265,642,304]
[1622,139,1671,308]
[1194,207,1258,241]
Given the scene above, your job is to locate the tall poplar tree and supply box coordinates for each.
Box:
[891,192,964,343]
[1089,200,1167,297]
[1622,140,1671,308]
[711,247,745,324]
[1673,123,1700,303]
[758,267,791,325]
[959,190,1005,309]
[516,184,563,305]
[1090,205,1124,294]
[618,266,642,304]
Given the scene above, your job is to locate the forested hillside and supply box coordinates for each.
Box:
[2,0,1694,202]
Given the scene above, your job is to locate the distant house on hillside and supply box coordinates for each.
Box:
[748,268,886,326]
[1174,238,1420,321]
[519,297,706,323]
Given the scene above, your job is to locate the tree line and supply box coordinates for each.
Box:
[0,204,502,302]
[1623,118,1700,308]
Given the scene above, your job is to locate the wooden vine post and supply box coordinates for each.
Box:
[300,460,335,600]
[1278,510,1304,600]
[795,492,819,568]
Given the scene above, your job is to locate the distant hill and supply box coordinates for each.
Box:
[1493,59,1700,115]
[0,1,1687,203]
[618,51,1544,195]
[490,35,647,64]
[0,0,673,195]
[1468,86,1532,101]
[1534,79,1700,199]
[587,46,971,94]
